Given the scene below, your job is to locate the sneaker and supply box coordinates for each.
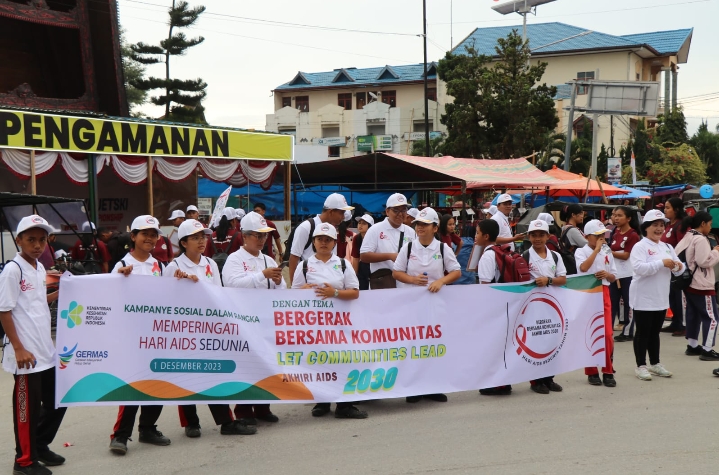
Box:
[38,449,65,467]
[238,417,257,426]
[614,323,625,331]
[530,383,549,394]
[547,381,563,392]
[138,428,171,446]
[109,438,128,455]
[422,394,448,402]
[12,463,52,475]
[334,405,368,419]
[686,345,703,356]
[311,404,331,417]
[587,374,602,386]
[256,412,279,423]
[614,334,633,342]
[648,363,673,377]
[602,374,616,387]
[184,424,201,438]
[479,386,509,396]
[405,396,422,403]
[220,421,257,435]
[635,366,652,381]
[700,349,719,361]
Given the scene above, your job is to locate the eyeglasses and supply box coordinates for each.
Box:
[245,232,268,240]
[388,207,408,214]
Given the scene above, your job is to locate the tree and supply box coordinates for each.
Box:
[690,121,719,182]
[130,1,208,123]
[437,30,558,158]
[655,108,689,145]
[645,144,707,185]
[411,136,445,157]
[120,28,147,116]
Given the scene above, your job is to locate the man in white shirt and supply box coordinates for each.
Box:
[288,193,352,285]
[186,205,200,221]
[492,194,525,251]
[167,210,185,257]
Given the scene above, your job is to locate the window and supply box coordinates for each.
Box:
[328,147,340,158]
[427,88,437,102]
[281,97,291,108]
[381,90,397,108]
[573,116,592,139]
[338,93,352,110]
[295,96,309,112]
[356,92,367,110]
[576,71,594,95]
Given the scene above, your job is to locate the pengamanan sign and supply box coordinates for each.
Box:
[0,109,293,160]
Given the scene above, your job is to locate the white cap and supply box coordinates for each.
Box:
[528,220,550,234]
[222,207,235,221]
[169,210,185,220]
[234,209,246,220]
[54,249,68,259]
[344,210,352,222]
[497,193,513,204]
[313,222,338,240]
[358,214,375,226]
[324,193,354,211]
[386,193,408,208]
[17,215,54,235]
[643,209,670,224]
[413,207,440,225]
[487,205,498,215]
[178,219,212,240]
[81,221,97,232]
[131,215,161,232]
[407,208,419,219]
[240,211,275,233]
[583,219,608,236]
[537,212,555,225]
[186,205,199,212]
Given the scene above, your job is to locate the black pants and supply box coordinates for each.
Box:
[13,368,67,467]
[610,277,633,335]
[668,286,685,330]
[685,292,718,348]
[112,405,163,441]
[633,309,666,366]
[178,404,233,427]
[234,404,271,419]
[358,262,370,291]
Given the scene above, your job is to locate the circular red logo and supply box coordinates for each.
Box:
[513,293,568,364]
[32,217,43,223]
[584,312,606,356]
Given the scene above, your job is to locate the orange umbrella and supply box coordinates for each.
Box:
[542,166,628,198]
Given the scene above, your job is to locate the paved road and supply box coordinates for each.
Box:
[1,329,719,475]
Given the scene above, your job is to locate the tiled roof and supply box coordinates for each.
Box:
[275,63,436,91]
[619,29,693,55]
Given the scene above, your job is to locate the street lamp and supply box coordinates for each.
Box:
[491,0,556,42]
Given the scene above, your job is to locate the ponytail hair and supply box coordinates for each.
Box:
[681,210,712,234]
[216,216,230,241]
[560,204,583,223]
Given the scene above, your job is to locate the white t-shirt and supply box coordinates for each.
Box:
[290,216,336,261]
[223,246,287,289]
[359,218,416,273]
[629,238,684,311]
[393,239,461,288]
[112,252,164,276]
[492,212,515,250]
[291,255,359,290]
[477,247,501,283]
[575,244,617,286]
[165,253,222,287]
[0,254,56,374]
[526,247,567,279]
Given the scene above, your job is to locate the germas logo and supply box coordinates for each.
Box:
[512,293,568,366]
[61,301,83,328]
[59,343,77,369]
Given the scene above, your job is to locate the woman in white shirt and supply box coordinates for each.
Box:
[393,207,461,403]
[291,222,366,419]
[165,219,256,438]
[629,210,684,381]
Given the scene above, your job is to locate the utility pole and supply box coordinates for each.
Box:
[423,0,430,158]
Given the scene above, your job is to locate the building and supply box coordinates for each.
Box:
[266,64,446,161]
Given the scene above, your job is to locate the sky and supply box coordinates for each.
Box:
[118,0,719,135]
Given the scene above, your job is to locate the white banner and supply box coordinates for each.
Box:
[607,157,622,185]
[55,274,605,406]
[209,185,232,227]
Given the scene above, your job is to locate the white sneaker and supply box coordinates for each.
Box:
[635,366,652,381]
[648,363,673,377]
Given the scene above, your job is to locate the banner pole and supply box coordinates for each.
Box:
[30,149,37,195]
[147,156,154,215]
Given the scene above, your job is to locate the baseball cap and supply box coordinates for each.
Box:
[131,215,161,233]
[17,215,54,235]
[583,219,608,236]
[186,205,199,212]
[358,214,375,226]
[407,208,419,219]
[413,207,440,225]
[344,210,352,222]
[528,220,549,234]
[169,210,185,220]
[313,222,338,240]
[178,219,212,240]
[222,207,235,220]
[54,249,68,259]
[81,221,97,232]
[537,212,555,225]
[496,193,513,204]
[234,209,246,220]
[643,209,669,224]
[386,193,408,208]
[240,211,275,233]
[324,193,354,211]
[487,205,498,215]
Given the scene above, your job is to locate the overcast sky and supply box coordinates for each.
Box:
[118,0,719,135]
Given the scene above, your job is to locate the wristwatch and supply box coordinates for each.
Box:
[333,289,339,298]
[548,277,553,286]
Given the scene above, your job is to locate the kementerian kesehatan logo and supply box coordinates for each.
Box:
[512,293,568,365]
[59,344,77,369]
[61,301,83,329]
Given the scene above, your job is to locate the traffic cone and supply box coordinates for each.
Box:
[667,308,674,319]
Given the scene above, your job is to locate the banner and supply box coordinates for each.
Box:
[357,135,392,152]
[209,185,232,228]
[607,157,621,185]
[55,274,605,406]
[0,109,293,160]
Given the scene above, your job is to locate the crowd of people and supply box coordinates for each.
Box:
[2,190,719,474]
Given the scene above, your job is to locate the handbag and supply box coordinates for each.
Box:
[368,230,404,290]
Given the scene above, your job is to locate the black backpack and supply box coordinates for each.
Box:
[211,233,239,278]
[671,231,704,291]
[522,249,559,269]
[303,257,346,281]
[282,218,315,262]
[558,226,579,275]
[405,241,445,273]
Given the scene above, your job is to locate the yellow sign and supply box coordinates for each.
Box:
[0,110,293,161]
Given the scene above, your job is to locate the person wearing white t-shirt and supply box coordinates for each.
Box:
[393,207,460,404]
[523,220,568,395]
[291,222,366,419]
[164,219,256,439]
[166,209,185,257]
[492,194,525,251]
[0,215,67,473]
[288,193,352,285]
[186,205,200,221]
[360,193,417,287]
[110,215,174,456]
[575,219,618,388]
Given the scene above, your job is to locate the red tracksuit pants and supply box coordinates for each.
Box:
[585,285,615,375]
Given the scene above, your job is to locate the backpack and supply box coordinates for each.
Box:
[282,218,315,262]
[671,231,703,291]
[487,244,531,283]
[546,235,560,253]
[522,249,559,270]
[211,232,239,277]
[558,226,579,275]
[405,241,445,273]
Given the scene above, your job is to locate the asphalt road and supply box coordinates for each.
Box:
[1,328,719,475]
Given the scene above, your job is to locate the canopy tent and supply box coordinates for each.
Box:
[607,184,651,200]
[541,167,628,198]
